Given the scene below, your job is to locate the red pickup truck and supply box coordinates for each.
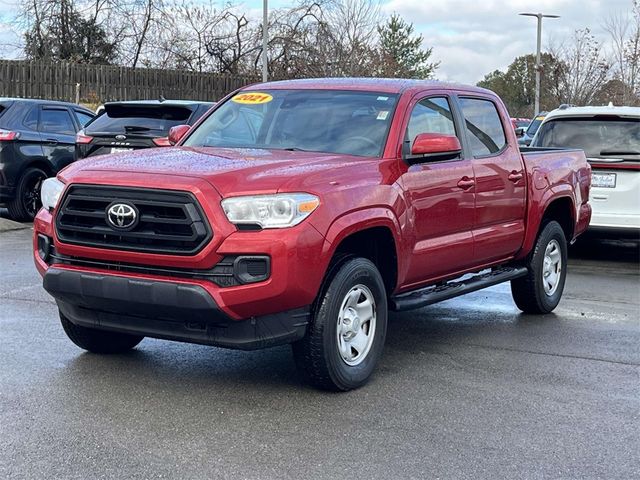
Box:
[34,79,591,390]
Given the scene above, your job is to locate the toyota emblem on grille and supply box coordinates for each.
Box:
[115,134,127,141]
[106,202,138,230]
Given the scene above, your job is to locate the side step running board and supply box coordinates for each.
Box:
[390,266,528,311]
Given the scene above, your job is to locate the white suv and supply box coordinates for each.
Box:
[532,105,640,238]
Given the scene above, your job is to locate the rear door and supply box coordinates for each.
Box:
[0,102,44,165]
[456,96,526,263]
[38,106,78,171]
[398,92,477,287]
[0,102,46,189]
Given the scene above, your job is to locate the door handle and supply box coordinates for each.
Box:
[457,177,475,190]
[45,138,59,146]
[508,171,523,182]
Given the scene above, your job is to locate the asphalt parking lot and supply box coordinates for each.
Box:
[1,222,639,479]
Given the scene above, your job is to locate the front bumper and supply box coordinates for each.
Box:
[34,199,328,321]
[44,267,310,350]
[33,175,331,349]
[589,212,640,232]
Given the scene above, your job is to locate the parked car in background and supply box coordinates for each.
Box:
[0,98,94,220]
[35,78,591,391]
[518,112,547,146]
[532,105,639,237]
[76,100,214,159]
[511,117,529,131]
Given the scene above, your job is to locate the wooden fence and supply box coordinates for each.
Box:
[0,60,259,104]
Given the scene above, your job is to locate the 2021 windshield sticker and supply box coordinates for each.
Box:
[232,92,273,104]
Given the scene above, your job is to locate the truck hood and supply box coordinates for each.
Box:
[62,147,373,196]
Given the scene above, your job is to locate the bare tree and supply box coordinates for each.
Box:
[604,0,640,104]
[549,29,611,106]
[264,2,329,78]
[155,1,230,72]
[14,0,439,82]
[201,11,257,74]
[324,0,381,76]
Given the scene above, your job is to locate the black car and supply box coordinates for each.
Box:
[0,98,94,220]
[76,100,214,159]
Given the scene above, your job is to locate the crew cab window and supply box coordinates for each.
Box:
[39,108,76,135]
[406,97,457,148]
[459,98,506,156]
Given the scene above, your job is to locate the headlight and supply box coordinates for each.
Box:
[41,177,65,211]
[221,193,320,229]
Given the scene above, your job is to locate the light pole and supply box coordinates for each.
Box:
[519,12,559,115]
[262,0,268,82]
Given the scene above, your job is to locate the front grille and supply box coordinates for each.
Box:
[56,185,211,255]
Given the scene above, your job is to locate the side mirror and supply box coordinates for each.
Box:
[168,124,190,145]
[410,133,462,161]
[515,127,525,137]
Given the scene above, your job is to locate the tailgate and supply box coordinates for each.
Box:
[588,161,640,228]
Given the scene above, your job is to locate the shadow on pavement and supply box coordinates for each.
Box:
[570,236,639,264]
[0,208,33,231]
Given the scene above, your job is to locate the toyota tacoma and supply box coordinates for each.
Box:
[34,78,592,390]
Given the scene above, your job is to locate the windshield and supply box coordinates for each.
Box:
[526,116,544,136]
[183,89,399,157]
[535,117,640,160]
[85,105,194,136]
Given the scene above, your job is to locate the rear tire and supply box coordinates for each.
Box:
[60,312,144,354]
[7,167,48,221]
[511,221,568,314]
[292,258,387,391]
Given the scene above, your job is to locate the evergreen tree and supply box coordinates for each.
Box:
[24,0,116,64]
[377,14,439,79]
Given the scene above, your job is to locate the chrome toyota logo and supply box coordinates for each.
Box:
[106,202,138,230]
[115,134,127,141]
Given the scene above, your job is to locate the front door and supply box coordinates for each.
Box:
[398,94,477,288]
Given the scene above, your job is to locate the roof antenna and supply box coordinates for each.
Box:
[159,95,166,103]
[608,101,614,107]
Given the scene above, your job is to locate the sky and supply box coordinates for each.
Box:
[0,0,633,84]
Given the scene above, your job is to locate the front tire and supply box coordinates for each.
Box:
[292,258,388,391]
[7,167,48,221]
[511,220,568,314]
[60,312,144,353]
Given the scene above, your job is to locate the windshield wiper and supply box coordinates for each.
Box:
[280,147,310,152]
[600,149,640,156]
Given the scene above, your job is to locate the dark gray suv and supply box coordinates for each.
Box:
[0,98,94,220]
